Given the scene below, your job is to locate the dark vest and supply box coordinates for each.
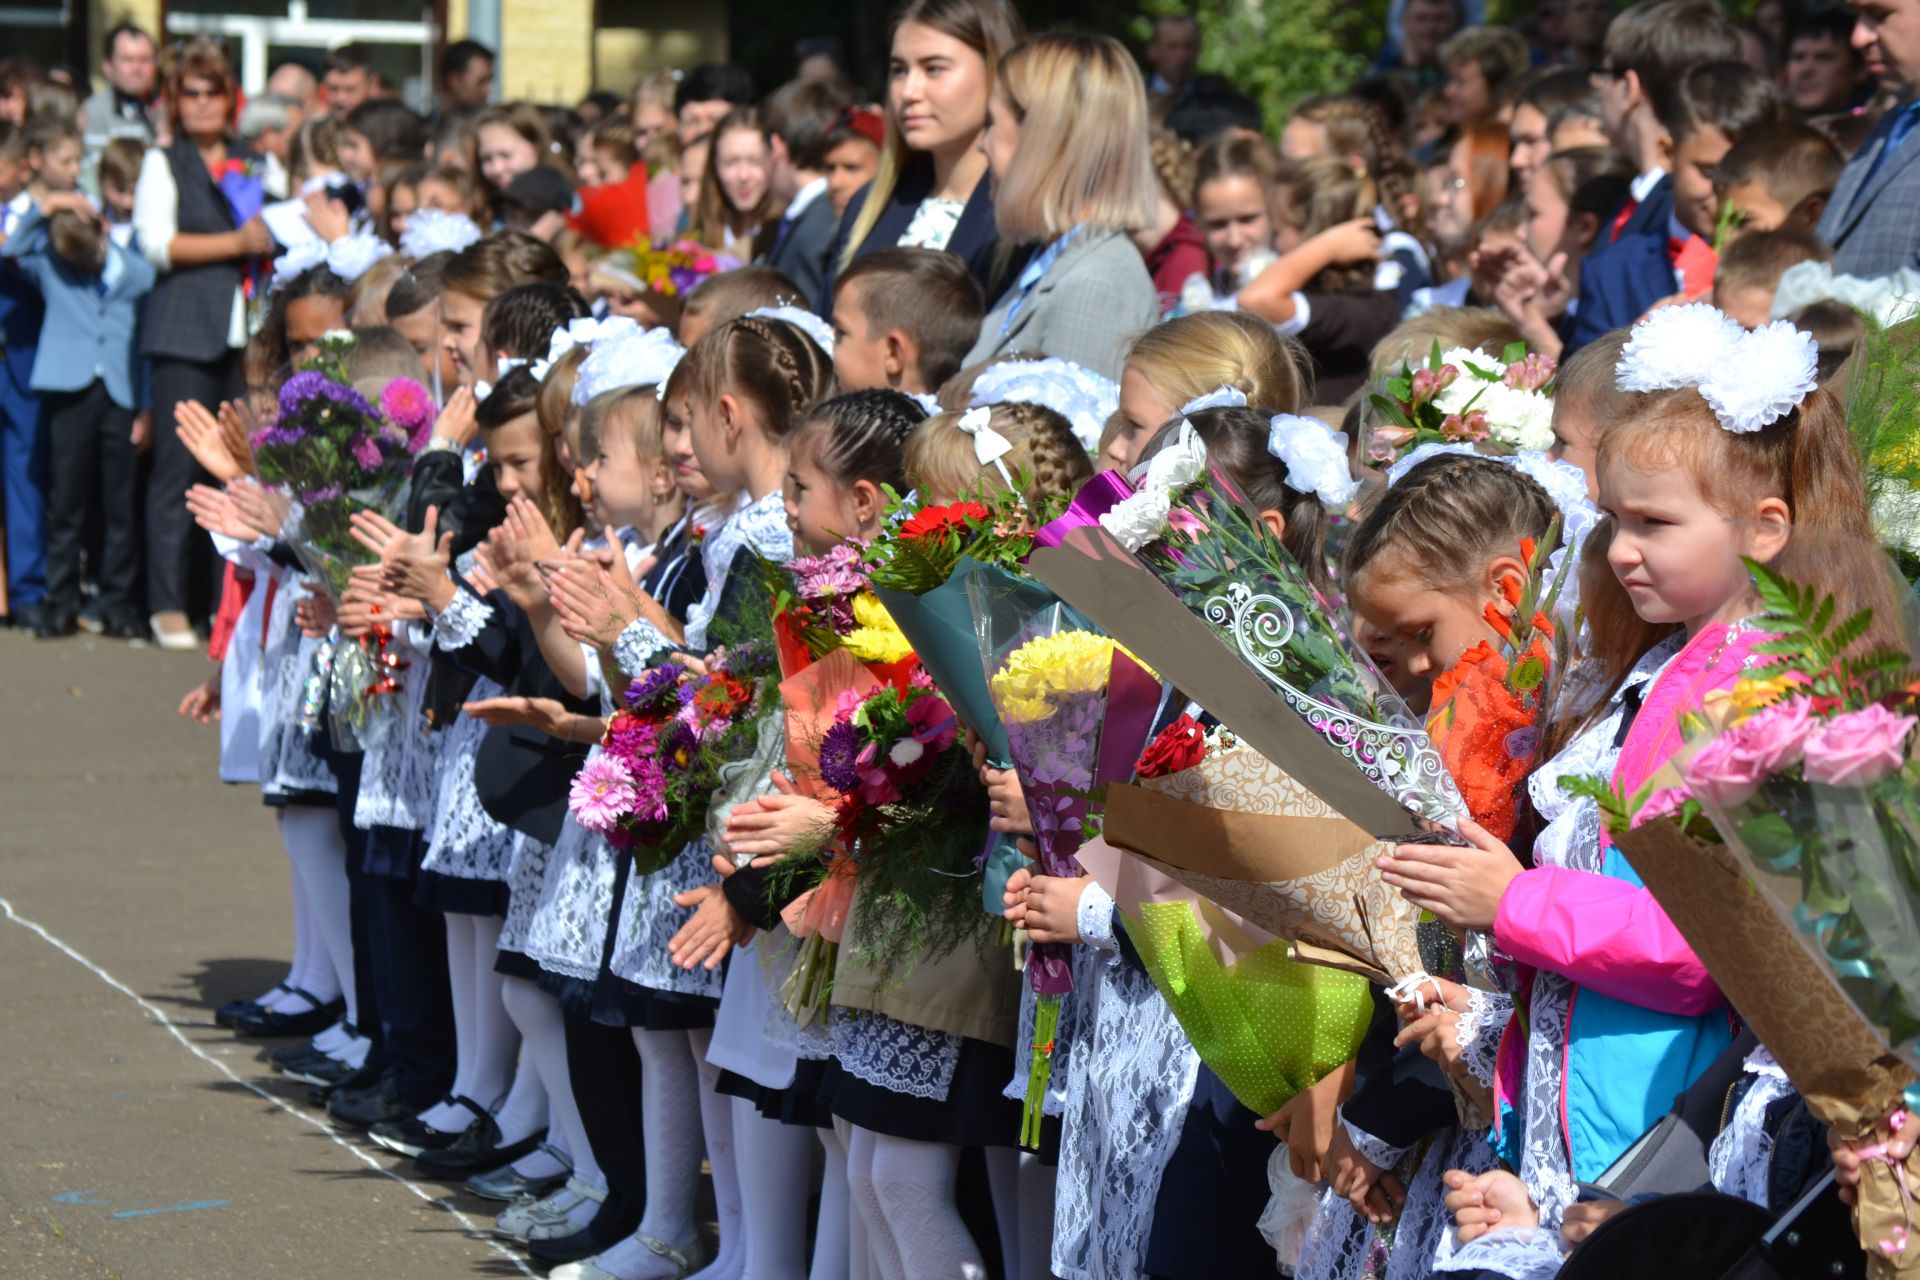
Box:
[140,135,253,363]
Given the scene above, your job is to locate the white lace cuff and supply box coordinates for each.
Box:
[1340,1113,1411,1171]
[1455,988,1513,1090]
[428,588,492,652]
[1435,1226,1567,1280]
[614,618,678,676]
[1708,1046,1793,1206]
[1077,883,1119,951]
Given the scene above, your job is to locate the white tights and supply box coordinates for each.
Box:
[811,1123,852,1280]
[845,1125,984,1280]
[723,1098,812,1280]
[277,807,350,1016]
[419,913,517,1132]
[500,977,595,1180]
[983,1147,1057,1280]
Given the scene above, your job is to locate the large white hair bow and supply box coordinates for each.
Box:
[326,232,393,282]
[747,305,836,355]
[1181,384,1249,416]
[398,209,483,259]
[1267,414,1358,510]
[1103,418,1210,551]
[968,358,1118,452]
[957,406,1018,491]
[270,238,327,286]
[1615,302,1819,434]
[573,328,688,406]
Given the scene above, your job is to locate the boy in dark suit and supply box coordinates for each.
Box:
[0,192,155,637]
[759,77,852,307]
[1567,0,1743,351]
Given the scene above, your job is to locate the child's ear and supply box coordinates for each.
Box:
[884,329,914,384]
[1788,192,1829,230]
[1485,553,1529,615]
[1745,495,1792,565]
[1571,210,1602,255]
[850,477,885,526]
[716,392,741,441]
[1256,508,1288,540]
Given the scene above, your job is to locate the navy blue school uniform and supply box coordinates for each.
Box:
[1565,174,1677,354]
[0,194,47,614]
[815,162,1026,317]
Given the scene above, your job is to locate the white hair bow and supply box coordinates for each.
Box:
[270,239,327,287]
[1180,385,1249,416]
[398,209,483,259]
[1615,302,1819,434]
[1267,414,1359,510]
[325,232,393,283]
[747,304,836,355]
[957,406,1017,491]
[572,328,687,406]
[474,357,528,403]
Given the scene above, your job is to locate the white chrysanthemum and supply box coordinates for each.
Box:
[747,305,836,355]
[326,232,393,282]
[270,238,327,286]
[969,358,1119,452]
[1698,320,1819,434]
[1427,348,1494,416]
[398,209,483,259]
[572,328,687,405]
[1267,414,1359,509]
[1099,486,1173,552]
[1481,382,1555,452]
[1180,385,1248,416]
[1616,303,1745,392]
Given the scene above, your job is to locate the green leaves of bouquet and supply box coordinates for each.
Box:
[1747,558,1911,709]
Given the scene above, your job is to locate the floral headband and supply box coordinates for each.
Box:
[1614,303,1819,434]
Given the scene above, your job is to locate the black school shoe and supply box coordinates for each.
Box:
[369,1096,485,1159]
[232,991,344,1038]
[328,1070,413,1130]
[216,984,289,1028]
[414,1114,547,1179]
[280,1050,358,1089]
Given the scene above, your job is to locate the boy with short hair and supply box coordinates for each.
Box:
[0,190,155,637]
[1714,120,1844,237]
[1710,227,1832,329]
[98,136,145,247]
[759,77,852,305]
[830,248,986,394]
[22,111,83,202]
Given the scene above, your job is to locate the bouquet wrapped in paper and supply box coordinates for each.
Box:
[1077,718,1374,1115]
[569,637,780,877]
[1364,339,1557,466]
[1568,560,1920,1275]
[868,495,1058,915]
[970,580,1162,1145]
[779,673,990,1023]
[1424,520,1568,841]
[251,333,437,745]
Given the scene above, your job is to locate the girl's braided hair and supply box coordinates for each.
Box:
[1343,451,1556,592]
[684,314,837,438]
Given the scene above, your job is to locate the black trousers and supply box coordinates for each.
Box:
[364,830,457,1110]
[42,380,138,619]
[565,1009,647,1245]
[146,351,240,619]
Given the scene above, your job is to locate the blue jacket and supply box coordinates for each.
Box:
[1566,176,1677,354]
[0,207,154,410]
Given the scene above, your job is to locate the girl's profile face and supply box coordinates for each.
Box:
[978,81,1022,190]
[486,412,547,505]
[438,288,486,385]
[386,181,419,236]
[1600,455,1775,633]
[784,430,874,555]
[1108,364,1180,474]
[1346,549,1509,691]
[338,127,375,183]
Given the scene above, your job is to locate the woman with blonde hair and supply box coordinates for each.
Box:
[817,0,1026,310]
[963,32,1160,380]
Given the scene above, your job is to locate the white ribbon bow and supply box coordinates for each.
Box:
[1180,384,1249,416]
[957,406,1017,491]
[473,357,528,403]
[1267,414,1360,509]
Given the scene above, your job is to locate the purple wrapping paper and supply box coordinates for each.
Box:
[1028,470,1134,555]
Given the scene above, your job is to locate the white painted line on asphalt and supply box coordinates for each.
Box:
[0,894,537,1278]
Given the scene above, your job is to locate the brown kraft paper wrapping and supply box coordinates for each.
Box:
[1615,822,1920,1276]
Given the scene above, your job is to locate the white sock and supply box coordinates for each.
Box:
[512,1140,571,1181]
[730,1098,811,1280]
[336,1034,371,1071]
[310,1020,352,1055]
[278,808,351,1016]
[810,1124,852,1280]
[868,1133,982,1280]
[500,977,598,1183]
[631,1027,705,1257]
[844,1125,904,1280]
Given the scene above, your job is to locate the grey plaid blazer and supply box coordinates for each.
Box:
[965,227,1158,382]
[1819,104,1920,279]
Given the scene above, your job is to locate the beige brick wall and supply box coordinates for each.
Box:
[499,0,598,104]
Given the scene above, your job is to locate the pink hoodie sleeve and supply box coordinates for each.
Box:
[1494,866,1723,1015]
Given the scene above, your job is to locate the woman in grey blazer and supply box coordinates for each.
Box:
[964,33,1160,382]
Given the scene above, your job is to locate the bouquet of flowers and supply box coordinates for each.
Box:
[1365,341,1556,465]
[780,673,990,1022]
[771,543,916,676]
[1566,560,1920,1275]
[251,334,434,745]
[1076,719,1375,1115]
[971,583,1162,1146]
[1424,519,1568,841]
[570,643,780,876]
[1030,448,1465,836]
[868,491,1061,918]
[629,239,740,298]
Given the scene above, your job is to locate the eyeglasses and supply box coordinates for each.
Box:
[177,84,228,101]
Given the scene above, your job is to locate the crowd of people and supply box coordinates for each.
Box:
[8,0,1920,1275]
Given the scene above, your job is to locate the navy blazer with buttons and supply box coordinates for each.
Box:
[1565,175,1676,354]
[814,160,1022,315]
[0,206,154,409]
